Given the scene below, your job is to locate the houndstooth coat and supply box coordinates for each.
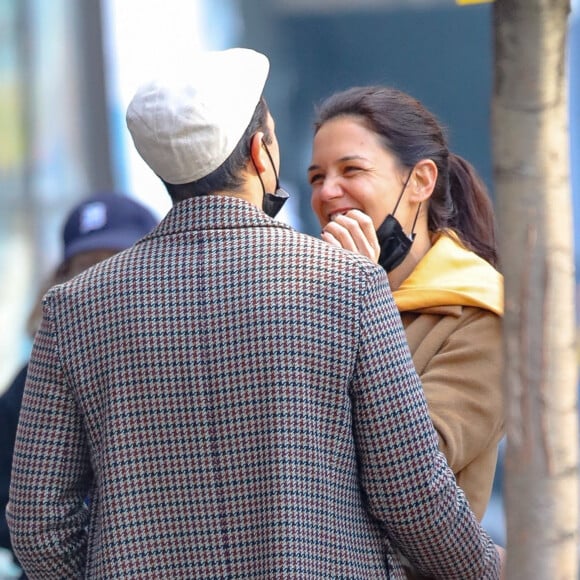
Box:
[8,196,500,579]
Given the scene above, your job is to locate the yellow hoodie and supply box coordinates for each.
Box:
[392,230,503,316]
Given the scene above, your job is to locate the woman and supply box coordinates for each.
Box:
[308,85,504,523]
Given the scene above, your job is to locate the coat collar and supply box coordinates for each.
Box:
[393,230,503,316]
[139,195,293,242]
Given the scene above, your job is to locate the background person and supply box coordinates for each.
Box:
[308,85,504,524]
[8,49,502,578]
[0,192,158,577]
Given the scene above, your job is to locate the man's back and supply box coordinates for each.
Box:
[9,196,498,578]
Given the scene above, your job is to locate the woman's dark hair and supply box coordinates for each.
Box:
[163,98,272,203]
[313,86,498,268]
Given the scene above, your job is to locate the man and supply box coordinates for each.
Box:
[8,48,502,578]
[1,192,158,572]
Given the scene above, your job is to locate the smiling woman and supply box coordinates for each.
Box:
[308,87,505,575]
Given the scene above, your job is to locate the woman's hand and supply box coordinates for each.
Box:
[321,209,380,264]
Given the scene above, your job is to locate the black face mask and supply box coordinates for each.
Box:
[255,143,289,218]
[263,188,290,219]
[376,170,420,273]
[376,214,416,273]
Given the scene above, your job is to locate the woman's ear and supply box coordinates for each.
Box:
[410,159,438,202]
[249,132,268,173]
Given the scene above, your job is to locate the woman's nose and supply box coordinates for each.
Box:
[318,176,343,200]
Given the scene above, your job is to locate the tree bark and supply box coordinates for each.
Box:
[492,0,578,577]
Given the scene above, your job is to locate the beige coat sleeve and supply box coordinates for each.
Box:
[404,307,504,520]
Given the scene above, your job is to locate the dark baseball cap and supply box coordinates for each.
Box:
[62,192,159,262]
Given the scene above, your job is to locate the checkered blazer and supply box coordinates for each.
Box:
[8,196,499,579]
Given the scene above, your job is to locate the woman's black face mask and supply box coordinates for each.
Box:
[376,169,420,273]
[376,214,416,272]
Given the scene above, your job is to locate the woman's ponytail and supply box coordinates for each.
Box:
[448,153,499,268]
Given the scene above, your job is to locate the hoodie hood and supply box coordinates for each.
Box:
[392,230,503,316]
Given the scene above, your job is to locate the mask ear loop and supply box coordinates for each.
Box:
[392,168,420,240]
[408,202,421,241]
[391,168,414,216]
[251,141,279,195]
[251,156,267,196]
[261,142,280,190]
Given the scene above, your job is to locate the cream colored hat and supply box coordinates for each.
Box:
[126,48,270,185]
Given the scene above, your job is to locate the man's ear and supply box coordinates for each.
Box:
[249,132,267,173]
[410,159,438,202]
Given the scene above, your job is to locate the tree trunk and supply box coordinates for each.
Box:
[492,0,578,578]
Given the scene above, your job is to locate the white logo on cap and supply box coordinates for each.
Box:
[79,202,108,233]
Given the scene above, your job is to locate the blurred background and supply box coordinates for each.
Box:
[0,0,578,549]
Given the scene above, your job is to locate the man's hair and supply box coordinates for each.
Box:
[163,98,272,203]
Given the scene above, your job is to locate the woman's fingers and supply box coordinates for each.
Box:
[320,231,343,248]
[322,210,380,263]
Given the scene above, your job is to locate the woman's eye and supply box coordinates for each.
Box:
[344,166,362,175]
[308,174,323,185]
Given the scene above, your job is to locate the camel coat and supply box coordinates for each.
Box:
[393,231,504,521]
